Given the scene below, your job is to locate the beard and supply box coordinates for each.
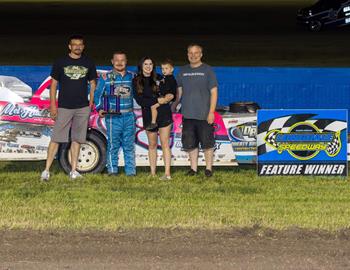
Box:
[74,49,82,54]
[114,65,125,72]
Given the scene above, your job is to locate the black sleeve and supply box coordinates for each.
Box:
[50,60,61,81]
[88,61,98,81]
[163,75,177,101]
[132,78,158,107]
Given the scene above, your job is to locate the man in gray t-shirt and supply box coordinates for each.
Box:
[174,44,218,177]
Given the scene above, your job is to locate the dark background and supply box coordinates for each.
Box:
[0,0,349,66]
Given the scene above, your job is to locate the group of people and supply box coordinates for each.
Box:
[40,35,218,181]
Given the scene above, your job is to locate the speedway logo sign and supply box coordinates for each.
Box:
[265,122,341,159]
[257,110,348,176]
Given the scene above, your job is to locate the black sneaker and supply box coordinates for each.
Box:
[205,169,213,177]
[186,169,197,176]
[146,123,158,131]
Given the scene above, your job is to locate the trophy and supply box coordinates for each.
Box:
[102,80,121,115]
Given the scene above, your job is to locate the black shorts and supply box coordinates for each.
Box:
[142,105,173,132]
[181,118,215,151]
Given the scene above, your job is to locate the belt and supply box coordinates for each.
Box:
[119,108,133,113]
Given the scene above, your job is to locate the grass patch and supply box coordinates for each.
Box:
[0,161,349,231]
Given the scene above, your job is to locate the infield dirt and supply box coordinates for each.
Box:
[1,228,350,269]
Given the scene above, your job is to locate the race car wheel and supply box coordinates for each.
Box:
[58,130,107,174]
[309,20,322,32]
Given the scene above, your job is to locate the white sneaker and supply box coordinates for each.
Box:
[40,170,50,181]
[159,175,172,181]
[69,170,83,180]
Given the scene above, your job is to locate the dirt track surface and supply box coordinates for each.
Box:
[1,228,350,270]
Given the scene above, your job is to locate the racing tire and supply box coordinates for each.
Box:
[58,130,107,174]
[309,20,322,32]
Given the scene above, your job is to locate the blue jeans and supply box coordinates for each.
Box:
[105,112,136,175]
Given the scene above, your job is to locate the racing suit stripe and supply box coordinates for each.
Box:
[107,115,115,173]
[122,112,136,175]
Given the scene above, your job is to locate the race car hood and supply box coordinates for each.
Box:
[0,76,32,102]
[0,86,24,103]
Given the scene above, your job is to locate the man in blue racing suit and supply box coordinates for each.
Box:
[94,51,136,176]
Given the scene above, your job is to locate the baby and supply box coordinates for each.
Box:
[146,59,176,131]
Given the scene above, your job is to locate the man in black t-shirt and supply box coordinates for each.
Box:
[41,35,97,181]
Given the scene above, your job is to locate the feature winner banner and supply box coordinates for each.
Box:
[257,110,348,176]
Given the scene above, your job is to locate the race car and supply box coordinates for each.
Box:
[297,0,350,31]
[0,75,258,174]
